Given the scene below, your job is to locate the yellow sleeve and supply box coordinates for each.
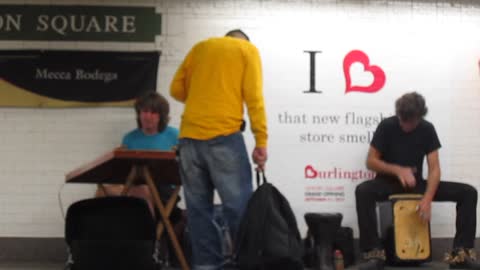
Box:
[170,48,194,103]
[243,45,268,147]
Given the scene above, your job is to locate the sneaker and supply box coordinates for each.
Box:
[358,249,386,270]
[445,248,480,269]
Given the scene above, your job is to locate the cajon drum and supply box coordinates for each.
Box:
[378,194,431,265]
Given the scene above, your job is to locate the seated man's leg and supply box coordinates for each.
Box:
[433,181,479,269]
[95,184,124,197]
[355,177,404,270]
[127,185,154,216]
[96,184,155,216]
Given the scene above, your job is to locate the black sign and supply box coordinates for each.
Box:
[0,50,160,107]
[0,5,161,42]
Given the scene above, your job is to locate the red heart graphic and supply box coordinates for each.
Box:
[343,50,386,94]
[304,165,318,179]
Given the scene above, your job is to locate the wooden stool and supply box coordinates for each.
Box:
[378,194,431,265]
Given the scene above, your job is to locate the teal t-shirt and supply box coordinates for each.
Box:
[122,126,179,150]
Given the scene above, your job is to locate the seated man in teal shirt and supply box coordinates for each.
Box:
[96,91,179,215]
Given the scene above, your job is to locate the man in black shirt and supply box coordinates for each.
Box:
[355,92,479,270]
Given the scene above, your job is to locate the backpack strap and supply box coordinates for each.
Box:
[256,171,268,188]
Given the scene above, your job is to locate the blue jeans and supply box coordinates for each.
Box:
[178,132,253,270]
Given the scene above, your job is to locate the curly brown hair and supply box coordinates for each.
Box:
[134,91,170,132]
[395,92,428,121]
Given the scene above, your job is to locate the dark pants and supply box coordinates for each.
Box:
[355,177,478,252]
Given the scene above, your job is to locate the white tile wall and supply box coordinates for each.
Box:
[0,0,479,238]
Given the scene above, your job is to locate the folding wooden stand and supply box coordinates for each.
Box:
[66,148,190,270]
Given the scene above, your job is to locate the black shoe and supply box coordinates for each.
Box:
[446,248,480,270]
[222,257,239,270]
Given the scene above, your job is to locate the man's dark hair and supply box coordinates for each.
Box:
[135,91,170,132]
[395,92,428,121]
[225,29,250,41]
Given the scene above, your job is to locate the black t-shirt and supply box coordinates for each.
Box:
[370,116,441,180]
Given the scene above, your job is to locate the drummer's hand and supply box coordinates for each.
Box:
[417,198,432,222]
[395,166,416,189]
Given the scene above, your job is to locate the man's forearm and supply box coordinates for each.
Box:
[170,81,186,102]
[424,168,440,201]
[246,98,267,147]
[367,157,400,176]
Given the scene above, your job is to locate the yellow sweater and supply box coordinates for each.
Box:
[170,36,267,147]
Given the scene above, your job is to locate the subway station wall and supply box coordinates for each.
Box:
[0,0,479,238]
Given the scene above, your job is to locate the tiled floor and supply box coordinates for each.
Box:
[0,262,449,270]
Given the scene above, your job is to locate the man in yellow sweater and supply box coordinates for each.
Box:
[170,29,267,270]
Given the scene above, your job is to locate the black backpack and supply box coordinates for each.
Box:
[236,172,304,270]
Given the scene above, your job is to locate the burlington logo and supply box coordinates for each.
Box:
[304,165,376,181]
[305,165,318,178]
[343,50,386,94]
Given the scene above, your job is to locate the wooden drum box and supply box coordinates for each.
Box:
[378,194,432,265]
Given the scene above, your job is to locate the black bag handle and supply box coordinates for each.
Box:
[256,170,267,187]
